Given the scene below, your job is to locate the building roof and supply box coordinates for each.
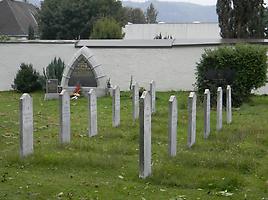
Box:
[0,0,38,36]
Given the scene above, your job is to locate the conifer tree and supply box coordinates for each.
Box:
[216,0,265,38]
[145,3,158,24]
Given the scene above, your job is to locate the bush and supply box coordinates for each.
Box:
[43,57,65,83]
[0,35,10,41]
[196,44,268,107]
[13,63,42,93]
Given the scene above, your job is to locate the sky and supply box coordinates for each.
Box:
[123,0,268,6]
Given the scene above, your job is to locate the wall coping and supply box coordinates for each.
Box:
[1,39,268,48]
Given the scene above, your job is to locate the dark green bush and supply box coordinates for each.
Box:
[43,57,65,83]
[13,63,42,93]
[0,35,10,41]
[196,44,268,107]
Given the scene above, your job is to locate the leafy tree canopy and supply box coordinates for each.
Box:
[38,0,124,39]
[91,17,124,39]
[123,7,146,24]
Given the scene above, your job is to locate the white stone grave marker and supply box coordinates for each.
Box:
[204,89,210,139]
[20,93,33,157]
[132,82,139,121]
[168,95,178,156]
[217,87,223,131]
[139,91,152,179]
[88,89,97,137]
[112,86,120,127]
[59,89,71,143]
[188,92,196,148]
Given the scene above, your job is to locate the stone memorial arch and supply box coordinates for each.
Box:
[61,46,107,96]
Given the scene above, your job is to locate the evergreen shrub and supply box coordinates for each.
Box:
[196,44,267,107]
[13,63,42,93]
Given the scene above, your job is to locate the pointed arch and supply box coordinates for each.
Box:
[61,46,107,96]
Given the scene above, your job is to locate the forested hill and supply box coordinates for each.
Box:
[122,1,217,23]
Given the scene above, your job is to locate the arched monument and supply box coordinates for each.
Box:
[61,46,107,97]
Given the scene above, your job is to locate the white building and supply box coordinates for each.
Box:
[123,23,221,40]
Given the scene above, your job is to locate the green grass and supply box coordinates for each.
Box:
[0,91,267,200]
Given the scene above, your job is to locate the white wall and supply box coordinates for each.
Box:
[0,41,267,94]
[0,42,210,92]
[123,23,221,40]
[0,43,77,91]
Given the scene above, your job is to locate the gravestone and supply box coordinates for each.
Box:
[226,85,232,124]
[150,80,156,114]
[168,95,177,157]
[59,89,71,143]
[217,87,223,131]
[132,82,139,121]
[139,91,152,179]
[112,86,120,127]
[19,93,33,158]
[88,89,97,137]
[204,89,211,139]
[44,79,59,100]
[188,92,196,148]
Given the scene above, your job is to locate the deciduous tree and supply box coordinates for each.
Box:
[38,0,124,39]
[91,17,123,39]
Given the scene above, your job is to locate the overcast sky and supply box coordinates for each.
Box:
[123,0,268,6]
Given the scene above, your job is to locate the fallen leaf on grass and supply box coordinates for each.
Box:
[217,190,233,197]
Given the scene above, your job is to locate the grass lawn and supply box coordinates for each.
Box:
[0,91,267,200]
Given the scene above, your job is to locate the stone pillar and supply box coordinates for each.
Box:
[59,89,71,144]
[188,92,196,148]
[112,86,120,127]
[19,93,33,158]
[132,82,139,121]
[88,89,97,137]
[217,87,223,131]
[204,89,210,139]
[139,91,152,179]
[168,95,177,156]
[226,85,232,124]
[150,80,156,114]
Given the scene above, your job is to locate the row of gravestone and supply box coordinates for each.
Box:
[139,85,232,178]
[19,82,232,179]
[19,80,156,157]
